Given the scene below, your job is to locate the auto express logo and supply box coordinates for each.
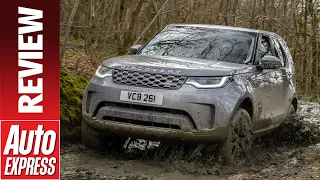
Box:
[120,65,182,74]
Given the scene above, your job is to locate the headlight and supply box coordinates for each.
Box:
[185,76,232,88]
[95,65,112,78]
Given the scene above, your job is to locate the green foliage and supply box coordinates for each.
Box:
[60,70,89,128]
[297,93,320,103]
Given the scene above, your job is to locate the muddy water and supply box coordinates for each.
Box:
[61,101,320,180]
[61,146,221,180]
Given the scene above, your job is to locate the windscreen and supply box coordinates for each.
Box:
[139,26,255,64]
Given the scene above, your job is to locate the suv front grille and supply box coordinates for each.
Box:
[113,69,187,89]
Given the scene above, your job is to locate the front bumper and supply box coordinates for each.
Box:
[82,76,243,142]
[83,116,229,142]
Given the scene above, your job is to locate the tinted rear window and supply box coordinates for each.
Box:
[140,26,256,64]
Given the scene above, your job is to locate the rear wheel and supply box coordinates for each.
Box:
[216,108,253,165]
[287,104,296,120]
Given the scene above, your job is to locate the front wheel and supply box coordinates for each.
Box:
[82,121,127,152]
[216,108,253,165]
[82,120,108,151]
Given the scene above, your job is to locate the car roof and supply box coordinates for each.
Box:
[168,24,281,38]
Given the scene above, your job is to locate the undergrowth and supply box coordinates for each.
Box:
[60,69,89,129]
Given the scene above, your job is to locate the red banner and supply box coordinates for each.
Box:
[0,0,60,179]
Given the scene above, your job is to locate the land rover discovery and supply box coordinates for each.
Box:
[82,24,297,164]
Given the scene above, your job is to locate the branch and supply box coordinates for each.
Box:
[126,0,170,54]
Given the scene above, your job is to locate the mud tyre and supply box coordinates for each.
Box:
[287,104,296,120]
[82,121,127,152]
[216,108,253,165]
[82,120,108,151]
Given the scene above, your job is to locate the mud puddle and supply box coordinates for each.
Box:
[61,101,320,179]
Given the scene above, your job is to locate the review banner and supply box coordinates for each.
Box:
[0,0,60,179]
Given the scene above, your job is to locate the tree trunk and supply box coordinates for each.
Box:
[250,0,257,28]
[303,0,309,94]
[60,0,80,65]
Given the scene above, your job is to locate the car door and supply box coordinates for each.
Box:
[268,37,290,124]
[251,34,285,131]
[278,39,296,88]
[276,38,296,119]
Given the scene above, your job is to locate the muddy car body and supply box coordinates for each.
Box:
[82,24,297,163]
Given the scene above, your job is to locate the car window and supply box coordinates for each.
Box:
[278,39,293,70]
[271,38,285,67]
[259,35,273,58]
[139,26,256,64]
[276,39,289,67]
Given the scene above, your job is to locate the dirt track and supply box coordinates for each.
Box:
[61,101,320,180]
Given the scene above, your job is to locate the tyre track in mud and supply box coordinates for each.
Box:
[61,101,320,180]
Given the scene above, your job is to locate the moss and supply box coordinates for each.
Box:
[305,174,313,180]
[297,93,320,103]
[60,69,89,129]
[313,162,320,167]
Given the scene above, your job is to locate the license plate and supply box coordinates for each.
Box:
[120,91,163,105]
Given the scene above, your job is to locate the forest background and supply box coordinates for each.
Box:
[59,0,320,130]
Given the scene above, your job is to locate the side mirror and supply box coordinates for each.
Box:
[261,55,282,69]
[130,45,142,54]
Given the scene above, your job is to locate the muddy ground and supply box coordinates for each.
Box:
[61,101,320,180]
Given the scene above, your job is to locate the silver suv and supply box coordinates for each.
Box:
[82,24,297,164]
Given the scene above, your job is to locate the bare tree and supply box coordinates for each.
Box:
[60,0,80,65]
[60,0,320,100]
